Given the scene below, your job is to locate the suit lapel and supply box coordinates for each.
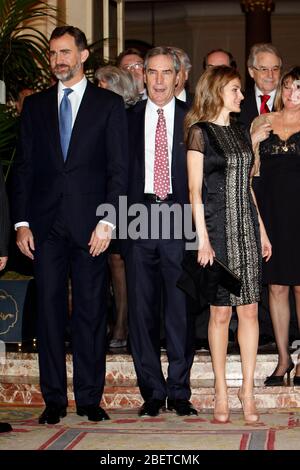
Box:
[132,101,146,182]
[172,99,186,179]
[46,84,65,167]
[66,81,93,162]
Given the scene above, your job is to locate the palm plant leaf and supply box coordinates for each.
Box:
[0,0,56,173]
[0,0,56,98]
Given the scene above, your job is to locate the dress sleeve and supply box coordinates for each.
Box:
[187,124,205,153]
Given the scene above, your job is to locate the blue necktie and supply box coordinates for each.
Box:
[59,88,73,161]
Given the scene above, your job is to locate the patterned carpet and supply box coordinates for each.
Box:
[0,405,300,451]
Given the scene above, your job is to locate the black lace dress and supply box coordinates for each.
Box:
[255,130,300,285]
[187,122,261,306]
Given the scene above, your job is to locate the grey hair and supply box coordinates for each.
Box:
[144,46,181,74]
[95,65,140,106]
[247,43,282,68]
[169,47,192,72]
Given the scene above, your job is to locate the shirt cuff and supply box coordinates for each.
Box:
[14,222,30,230]
[98,220,116,231]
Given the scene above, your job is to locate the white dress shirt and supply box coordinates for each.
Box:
[144,97,175,194]
[58,76,87,126]
[255,86,276,114]
[176,88,187,102]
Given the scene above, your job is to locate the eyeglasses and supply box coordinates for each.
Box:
[251,66,281,74]
[121,62,143,71]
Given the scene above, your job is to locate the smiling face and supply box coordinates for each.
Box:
[49,33,89,86]
[144,54,179,107]
[282,77,300,109]
[248,51,281,94]
[290,79,300,105]
[221,78,244,113]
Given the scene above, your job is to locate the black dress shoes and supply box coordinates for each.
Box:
[76,405,110,421]
[293,376,300,386]
[138,399,166,417]
[0,422,12,433]
[38,405,67,424]
[167,399,198,416]
[264,361,295,387]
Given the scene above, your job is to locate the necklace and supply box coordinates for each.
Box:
[282,127,289,152]
[281,115,290,152]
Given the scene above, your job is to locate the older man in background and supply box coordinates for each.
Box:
[117,48,147,100]
[239,43,282,129]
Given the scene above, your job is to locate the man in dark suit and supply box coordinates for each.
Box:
[0,163,12,433]
[12,26,128,424]
[125,47,197,418]
[239,43,282,129]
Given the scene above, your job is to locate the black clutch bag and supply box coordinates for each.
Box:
[177,251,241,303]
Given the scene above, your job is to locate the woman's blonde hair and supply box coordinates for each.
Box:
[184,65,241,141]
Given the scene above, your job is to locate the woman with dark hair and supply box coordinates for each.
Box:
[185,66,272,423]
[251,66,300,387]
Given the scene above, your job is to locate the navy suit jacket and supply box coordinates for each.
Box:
[126,98,189,207]
[12,80,128,246]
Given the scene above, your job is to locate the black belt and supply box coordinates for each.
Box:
[144,193,173,203]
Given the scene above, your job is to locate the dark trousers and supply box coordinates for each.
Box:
[126,237,194,402]
[33,201,108,407]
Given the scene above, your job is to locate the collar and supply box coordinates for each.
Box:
[146,96,175,114]
[176,89,187,102]
[254,85,276,100]
[58,75,87,95]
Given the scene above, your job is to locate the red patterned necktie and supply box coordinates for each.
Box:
[154,108,170,200]
[260,94,270,114]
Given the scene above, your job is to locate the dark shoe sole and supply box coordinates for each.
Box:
[167,406,198,416]
[39,409,67,425]
[0,423,12,433]
[138,405,166,417]
[76,411,110,421]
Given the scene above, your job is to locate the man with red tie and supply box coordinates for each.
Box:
[239,43,282,129]
[239,43,282,348]
[125,47,197,418]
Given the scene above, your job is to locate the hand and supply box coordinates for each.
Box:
[261,231,272,262]
[16,227,35,260]
[0,257,8,271]
[197,240,215,267]
[251,121,272,148]
[88,223,112,256]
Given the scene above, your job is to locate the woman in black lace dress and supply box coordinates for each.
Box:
[185,66,272,423]
[252,67,300,387]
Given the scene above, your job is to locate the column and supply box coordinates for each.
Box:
[241,0,275,58]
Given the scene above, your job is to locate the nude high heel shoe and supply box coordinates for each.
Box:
[238,389,259,423]
[213,395,230,423]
